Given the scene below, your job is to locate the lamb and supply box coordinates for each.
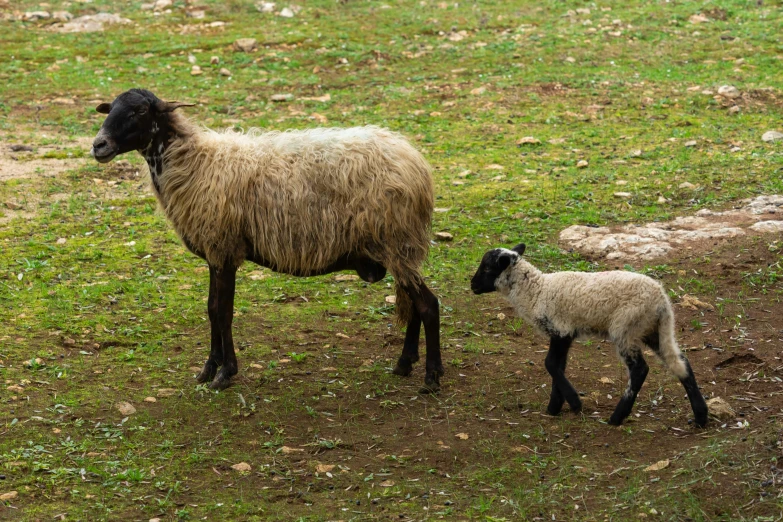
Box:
[90,89,443,392]
[470,243,708,427]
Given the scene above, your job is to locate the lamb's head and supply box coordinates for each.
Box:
[470,243,526,294]
[91,89,194,163]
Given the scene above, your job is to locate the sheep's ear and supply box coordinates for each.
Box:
[511,243,526,255]
[497,253,513,271]
[156,100,196,113]
[96,103,111,114]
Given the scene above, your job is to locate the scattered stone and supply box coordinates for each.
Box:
[233,38,258,52]
[599,377,614,384]
[0,491,18,501]
[23,11,51,21]
[657,196,668,204]
[455,433,469,440]
[144,396,157,403]
[435,232,454,241]
[300,94,331,102]
[335,274,359,282]
[576,160,588,168]
[316,463,335,473]
[280,446,304,454]
[689,13,710,24]
[644,459,670,472]
[231,462,252,471]
[187,10,205,19]
[684,140,697,147]
[336,332,350,339]
[630,149,642,157]
[219,68,231,76]
[279,7,295,17]
[679,295,714,311]
[55,13,131,33]
[385,295,396,304]
[517,136,541,145]
[156,388,177,397]
[191,65,202,76]
[52,11,73,22]
[750,221,783,233]
[679,182,696,189]
[614,192,632,198]
[470,86,487,95]
[728,105,740,114]
[257,2,276,13]
[116,401,136,416]
[379,480,395,487]
[210,56,220,65]
[762,131,783,143]
[615,180,628,186]
[717,85,740,99]
[270,93,294,102]
[497,312,506,321]
[706,397,734,420]
[6,385,23,393]
[4,201,23,210]
[153,0,173,10]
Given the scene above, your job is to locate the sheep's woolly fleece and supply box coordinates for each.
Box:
[152,113,434,289]
[560,195,783,261]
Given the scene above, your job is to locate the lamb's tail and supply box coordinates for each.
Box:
[657,303,689,380]
[394,283,414,327]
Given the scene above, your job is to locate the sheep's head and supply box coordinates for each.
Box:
[91,89,194,163]
[470,243,526,294]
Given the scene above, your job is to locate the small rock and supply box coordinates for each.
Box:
[279,7,294,17]
[599,377,614,384]
[257,2,276,13]
[717,85,741,99]
[270,93,294,102]
[684,140,697,147]
[116,401,136,416]
[385,295,396,304]
[316,463,335,473]
[6,385,23,393]
[153,0,172,11]
[517,136,541,145]
[470,86,487,95]
[187,10,205,19]
[219,68,231,76]
[336,332,350,339]
[4,201,23,210]
[435,232,453,241]
[688,13,710,24]
[728,105,740,114]
[576,160,588,168]
[679,182,696,189]
[497,312,506,321]
[761,131,783,143]
[0,491,18,501]
[231,462,252,472]
[156,388,177,397]
[210,56,220,65]
[379,480,395,487]
[23,11,50,21]
[615,180,628,185]
[455,432,469,440]
[144,396,157,403]
[707,397,734,420]
[335,274,359,282]
[679,294,714,311]
[191,65,202,76]
[657,196,668,204]
[234,38,258,52]
[188,54,197,64]
[630,149,642,157]
[280,446,304,454]
[644,459,670,472]
[52,11,73,22]
[614,192,632,198]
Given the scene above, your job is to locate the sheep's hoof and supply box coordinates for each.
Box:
[195,362,218,383]
[420,373,441,394]
[546,404,564,416]
[693,415,708,428]
[209,372,233,391]
[607,416,623,426]
[392,359,415,377]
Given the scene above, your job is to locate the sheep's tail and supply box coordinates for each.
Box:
[394,283,414,327]
[657,302,690,380]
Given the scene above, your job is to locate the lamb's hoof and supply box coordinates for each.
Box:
[420,372,441,394]
[568,399,583,414]
[607,416,624,426]
[693,415,708,428]
[546,404,564,416]
[434,364,445,377]
[209,371,234,391]
[195,362,218,383]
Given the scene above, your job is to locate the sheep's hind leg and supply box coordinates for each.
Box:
[210,264,239,391]
[544,335,581,414]
[196,265,222,383]
[393,309,421,377]
[608,350,649,426]
[401,281,442,393]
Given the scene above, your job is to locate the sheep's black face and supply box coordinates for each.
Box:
[470,243,526,294]
[91,89,194,163]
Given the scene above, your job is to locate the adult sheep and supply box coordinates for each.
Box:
[90,89,443,392]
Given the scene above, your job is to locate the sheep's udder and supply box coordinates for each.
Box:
[559,195,783,261]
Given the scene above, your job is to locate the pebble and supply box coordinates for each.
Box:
[234,38,258,52]
[434,231,453,241]
[219,68,231,76]
[270,93,294,102]
[761,130,783,142]
[717,85,741,99]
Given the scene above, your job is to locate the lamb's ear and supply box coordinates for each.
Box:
[96,103,111,114]
[511,243,526,256]
[155,100,196,113]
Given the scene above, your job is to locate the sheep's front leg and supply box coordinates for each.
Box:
[393,309,421,377]
[196,265,223,383]
[608,351,649,425]
[544,335,575,415]
[210,264,239,391]
[544,335,581,414]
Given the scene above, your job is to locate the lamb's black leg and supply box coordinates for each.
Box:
[196,265,222,383]
[401,281,442,393]
[392,309,421,377]
[679,357,708,427]
[544,335,581,414]
[210,264,238,391]
[608,351,649,425]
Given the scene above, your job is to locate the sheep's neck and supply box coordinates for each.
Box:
[503,267,543,320]
[140,117,174,193]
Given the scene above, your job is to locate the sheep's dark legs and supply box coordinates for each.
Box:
[400,281,442,393]
[544,335,581,414]
[608,352,649,425]
[210,264,238,391]
[392,310,421,377]
[196,265,222,383]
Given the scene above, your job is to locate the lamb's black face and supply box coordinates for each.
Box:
[91,89,160,163]
[91,89,194,163]
[470,243,526,294]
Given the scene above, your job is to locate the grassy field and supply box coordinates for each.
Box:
[1,0,783,520]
